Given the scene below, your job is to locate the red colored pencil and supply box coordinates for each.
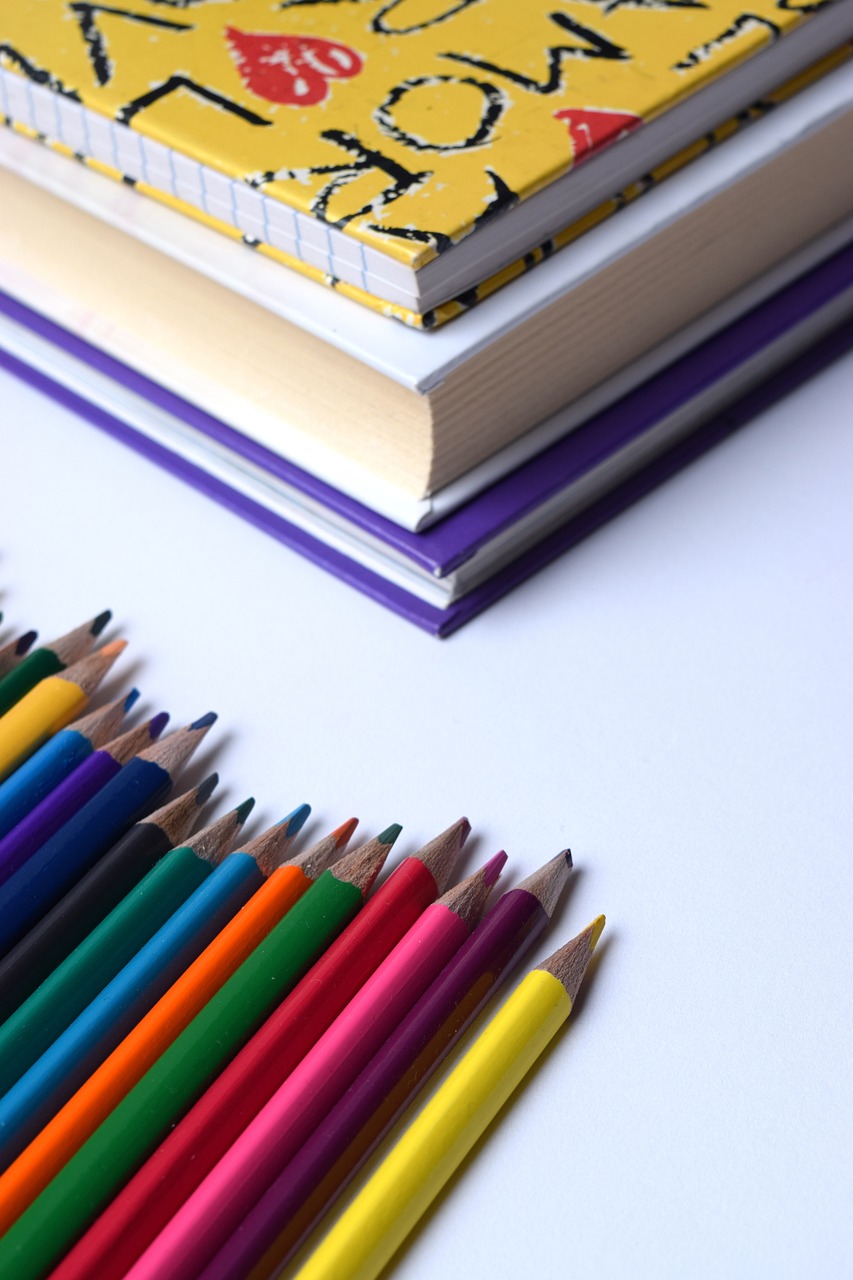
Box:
[55,819,469,1280]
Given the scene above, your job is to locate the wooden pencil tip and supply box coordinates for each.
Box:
[16,630,37,655]
[514,849,574,919]
[333,832,395,897]
[291,819,358,880]
[439,850,506,928]
[123,687,140,711]
[413,817,470,894]
[186,801,253,865]
[537,915,605,1004]
[334,817,359,847]
[91,609,112,636]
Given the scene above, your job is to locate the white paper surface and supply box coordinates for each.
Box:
[0,352,851,1279]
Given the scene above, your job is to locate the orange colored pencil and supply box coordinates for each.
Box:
[0,818,357,1231]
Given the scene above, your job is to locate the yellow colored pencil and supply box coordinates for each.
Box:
[295,915,605,1280]
[0,643,126,781]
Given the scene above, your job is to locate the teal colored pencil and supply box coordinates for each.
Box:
[0,799,303,1169]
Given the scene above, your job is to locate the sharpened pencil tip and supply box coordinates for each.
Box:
[282,803,311,836]
[191,711,218,731]
[334,817,359,846]
[149,712,170,739]
[123,687,140,711]
[484,851,507,887]
[100,638,127,657]
[590,914,606,949]
[378,823,402,845]
[91,609,112,636]
[195,773,219,805]
[16,630,37,655]
[235,797,256,825]
[564,849,572,869]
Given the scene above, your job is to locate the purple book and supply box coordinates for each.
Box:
[2,242,852,636]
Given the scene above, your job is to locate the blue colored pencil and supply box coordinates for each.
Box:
[0,801,260,1099]
[0,715,216,958]
[0,712,167,889]
[0,801,294,1170]
[0,692,138,843]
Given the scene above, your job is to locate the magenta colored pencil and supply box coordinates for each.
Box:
[0,714,168,889]
[126,854,507,1280]
[195,851,572,1280]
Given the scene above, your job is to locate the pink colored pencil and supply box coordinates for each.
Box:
[125,852,507,1280]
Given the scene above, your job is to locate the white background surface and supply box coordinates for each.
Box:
[1,348,852,1279]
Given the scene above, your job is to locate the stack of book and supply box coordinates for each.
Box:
[1,1,852,633]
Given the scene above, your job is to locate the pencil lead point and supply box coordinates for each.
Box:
[91,609,112,636]
[590,913,606,949]
[149,712,170,739]
[334,817,359,847]
[195,773,219,806]
[99,638,127,657]
[378,823,402,846]
[16,629,37,656]
[123,687,140,711]
[283,803,311,836]
[564,849,573,870]
[191,711,218,731]
[235,797,256,825]
[484,850,507,887]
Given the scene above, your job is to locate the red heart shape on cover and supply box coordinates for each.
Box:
[553,107,642,163]
[225,27,363,106]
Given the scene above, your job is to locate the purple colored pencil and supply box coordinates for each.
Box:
[197,851,573,1280]
[0,713,169,890]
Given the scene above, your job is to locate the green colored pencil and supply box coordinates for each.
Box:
[0,613,111,719]
[0,828,399,1280]
[0,802,253,1095]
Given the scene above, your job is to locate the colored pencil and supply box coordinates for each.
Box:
[134,851,507,1280]
[0,795,258,1098]
[0,611,110,718]
[0,711,168,888]
[289,919,604,1280]
[0,690,138,843]
[0,713,215,956]
[0,799,259,1171]
[0,816,359,1226]
[54,819,468,1279]
[206,850,574,1280]
[0,628,38,681]
[0,829,397,1279]
[0,642,125,782]
[0,775,218,1025]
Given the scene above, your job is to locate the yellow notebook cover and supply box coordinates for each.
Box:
[0,0,838,325]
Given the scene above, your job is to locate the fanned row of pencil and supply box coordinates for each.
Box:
[0,607,604,1280]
